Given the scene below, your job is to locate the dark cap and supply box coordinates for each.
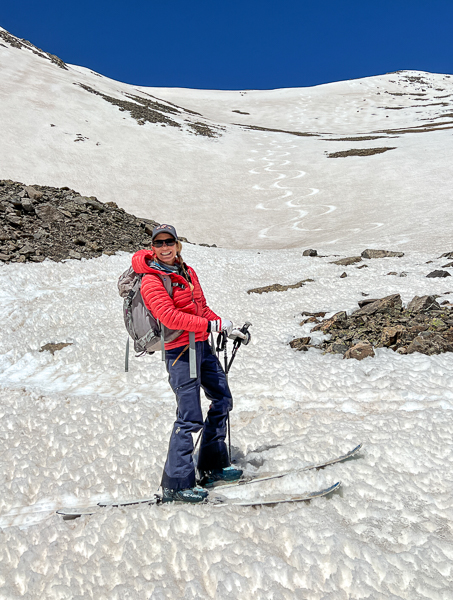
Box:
[151,224,178,242]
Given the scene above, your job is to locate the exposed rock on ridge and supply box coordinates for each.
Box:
[0,28,67,69]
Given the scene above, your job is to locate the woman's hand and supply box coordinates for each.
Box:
[208,318,233,335]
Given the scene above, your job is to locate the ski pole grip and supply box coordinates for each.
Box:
[240,322,252,345]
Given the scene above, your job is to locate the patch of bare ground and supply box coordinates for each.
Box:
[136,90,202,116]
[411,102,450,107]
[386,92,426,96]
[430,114,453,119]
[187,122,223,138]
[403,76,429,84]
[239,125,315,137]
[374,122,453,135]
[327,147,396,158]
[324,136,389,142]
[77,84,220,137]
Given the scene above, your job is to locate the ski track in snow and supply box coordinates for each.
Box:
[1,247,453,599]
[247,135,390,247]
[248,136,327,240]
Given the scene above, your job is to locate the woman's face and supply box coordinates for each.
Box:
[152,233,177,265]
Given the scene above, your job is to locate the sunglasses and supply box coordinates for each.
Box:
[153,238,176,248]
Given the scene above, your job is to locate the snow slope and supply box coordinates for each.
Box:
[1,247,453,599]
[1,27,453,600]
[1,27,453,251]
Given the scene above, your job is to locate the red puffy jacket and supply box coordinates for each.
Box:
[131,249,221,350]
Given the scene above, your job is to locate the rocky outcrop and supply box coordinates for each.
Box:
[361,249,405,259]
[303,249,317,257]
[247,279,314,294]
[331,256,362,266]
[426,270,451,278]
[0,28,67,69]
[290,294,453,358]
[0,179,162,263]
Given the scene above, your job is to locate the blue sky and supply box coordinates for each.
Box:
[2,0,453,90]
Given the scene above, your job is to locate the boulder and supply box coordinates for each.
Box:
[358,298,380,308]
[407,295,440,312]
[340,272,347,278]
[361,249,404,259]
[343,342,375,360]
[18,244,35,256]
[0,253,11,262]
[426,270,451,278]
[24,186,43,201]
[79,196,104,211]
[407,331,453,355]
[312,311,347,332]
[381,325,404,347]
[290,337,311,351]
[331,256,362,266]
[353,294,402,317]
[5,214,22,227]
[21,199,35,212]
[35,203,64,222]
[326,342,349,354]
[303,249,317,257]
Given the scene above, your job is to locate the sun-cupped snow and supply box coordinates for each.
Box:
[1,27,453,251]
[1,245,453,598]
[1,26,453,600]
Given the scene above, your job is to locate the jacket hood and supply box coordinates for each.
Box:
[131,249,156,274]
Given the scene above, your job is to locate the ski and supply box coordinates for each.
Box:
[211,481,341,507]
[56,482,341,519]
[206,442,363,490]
[57,496,160,519]
[57,444,361,518]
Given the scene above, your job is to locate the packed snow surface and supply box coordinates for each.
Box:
[1,27,453,250]
[1,26,453,600]
[1,246,453,599]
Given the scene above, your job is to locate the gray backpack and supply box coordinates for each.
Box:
[118,266,184,370]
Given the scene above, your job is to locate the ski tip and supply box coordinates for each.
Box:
[347,442,363,456]
[329,481,341,492]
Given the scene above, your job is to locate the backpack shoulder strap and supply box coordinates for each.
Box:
[155,273,185,298]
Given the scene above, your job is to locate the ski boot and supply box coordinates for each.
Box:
[198,466,243,488]
[162,486,209,504]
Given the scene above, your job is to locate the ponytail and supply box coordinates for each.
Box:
[176,241,193,290]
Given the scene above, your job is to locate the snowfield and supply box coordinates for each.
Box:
[1,247,453,599]
[1,26,453,600]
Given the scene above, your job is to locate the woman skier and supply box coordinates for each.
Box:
[131,224,244,503]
